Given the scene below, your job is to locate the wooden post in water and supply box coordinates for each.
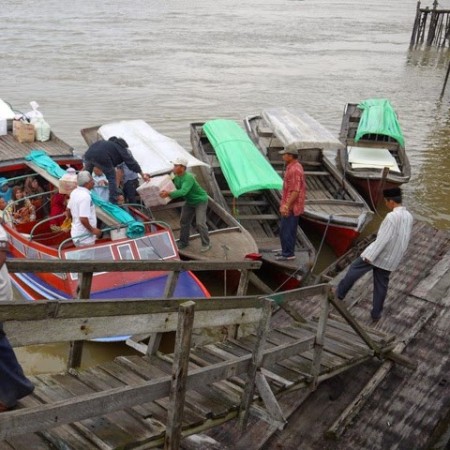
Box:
[67,271,93,371]
[426,0,439,45]
[410,1,422,47]
[441,59,450,98]
[164,301,195,450]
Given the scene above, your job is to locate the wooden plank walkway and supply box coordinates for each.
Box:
[0,318,392,449]
[0,274,401,450]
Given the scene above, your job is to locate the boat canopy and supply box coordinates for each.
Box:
[262,107,343,152]
[98,120,209,176]
[24,150,145,238]
[203,119,283,198]
[355,99,405,147]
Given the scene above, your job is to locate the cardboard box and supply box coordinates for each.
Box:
[13,120,35,143]
[137,175,176,208]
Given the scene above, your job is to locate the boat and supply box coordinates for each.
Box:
[337,99,411,207]
[0,116,209,332]
[190,119,316,287]
[244,107,373,256]
[80,120,260,267]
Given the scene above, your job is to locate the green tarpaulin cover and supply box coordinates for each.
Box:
[25,150,144,238]
[203,119,283,198]
[355,99,405,147]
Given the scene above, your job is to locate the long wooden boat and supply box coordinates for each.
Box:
[80,120,259,266]
[337,99,411,207]
[190,119,316,286]
[0,123,209,336]
[244,107,373,256]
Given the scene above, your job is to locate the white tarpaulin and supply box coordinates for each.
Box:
[347,146,401,172]
[262,107,344,152]
[99,120,209,176]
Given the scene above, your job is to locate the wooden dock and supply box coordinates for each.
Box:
[0,270,399,449]
[410,0,450,47]
[0,221,448,449]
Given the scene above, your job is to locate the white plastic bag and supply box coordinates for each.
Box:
[25,101,43,121]
[32,116,51,142]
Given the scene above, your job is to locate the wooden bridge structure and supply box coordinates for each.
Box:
[410,0,450,47]
[0,259,408,449]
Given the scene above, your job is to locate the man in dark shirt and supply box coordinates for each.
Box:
[83,137,150,203]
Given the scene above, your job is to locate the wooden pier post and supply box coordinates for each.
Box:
[67,271,93,371]
[164,301,196,450]
[410,1,422,46]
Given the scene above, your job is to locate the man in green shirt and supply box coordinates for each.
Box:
[160,157,211,252]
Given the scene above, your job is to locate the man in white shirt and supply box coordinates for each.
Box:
[67,171,102,247]
[334,187,413,321]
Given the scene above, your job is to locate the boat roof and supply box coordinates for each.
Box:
[94,120,208,176]
[262,107,343,152]
[202,119,283,198]
[355,99,405,147]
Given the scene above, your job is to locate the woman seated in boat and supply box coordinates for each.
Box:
[24,176,45,218]
[6,186,36,225]
[49,192,69,231]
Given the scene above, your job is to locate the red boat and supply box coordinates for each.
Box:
[337,99,411,208]
[0,123,209,340]
[244,107,373,256]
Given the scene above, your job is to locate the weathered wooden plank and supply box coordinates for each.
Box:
[6,258,262,273]
[165,301,195,450]
[5,307,263,346]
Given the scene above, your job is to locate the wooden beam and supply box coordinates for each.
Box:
[6,259,262,273]
[165,301,195,450]
[239,298,272,429]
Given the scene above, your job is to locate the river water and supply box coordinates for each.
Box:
[1,0,449,372]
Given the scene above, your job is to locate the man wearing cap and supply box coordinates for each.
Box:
[333,187,413,321]
[83,137,150,204]
[276,149,306,261]
[67,171,102,247]
[160,158,211,252]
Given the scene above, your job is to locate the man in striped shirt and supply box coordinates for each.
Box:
[334,188,413,321]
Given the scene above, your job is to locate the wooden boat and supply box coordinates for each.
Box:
[0,122,209,329]
[190,119,316,287]
[80,120,260,266]
[337,99,411,207]
[244,107,373,256]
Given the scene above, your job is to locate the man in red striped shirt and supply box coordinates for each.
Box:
[276,149,306,261]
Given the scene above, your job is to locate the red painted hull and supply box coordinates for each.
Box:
[301,218,360,257]
[348,177,402,209]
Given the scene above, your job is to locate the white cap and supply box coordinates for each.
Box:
[172,157,188,167]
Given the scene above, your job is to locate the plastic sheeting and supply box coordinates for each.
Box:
[355,99,405,147]
[25,150,144,238]
[98,120,208,176]
[262,107,343,152]
[203,119,283,198]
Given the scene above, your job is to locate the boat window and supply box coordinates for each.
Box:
[135,232,176,260]
[117,244,134,260]
[65,245,113,261]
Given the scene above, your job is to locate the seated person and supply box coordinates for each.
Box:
[0,198,12,225]
[49,193,68,231]
[24,176,45,217]
[92,166,109,202]
[6,186,36,224]
[0,178,12,203]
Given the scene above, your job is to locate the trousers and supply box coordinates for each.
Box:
[179,201,209,247]
[336,257,391,319]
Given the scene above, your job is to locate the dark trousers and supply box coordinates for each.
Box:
[179,202,209,247]
[0,329,34,408]
[84,161,118,203]
[123,179,139,204]
[336,257,391,319]
[280,214,298,257]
